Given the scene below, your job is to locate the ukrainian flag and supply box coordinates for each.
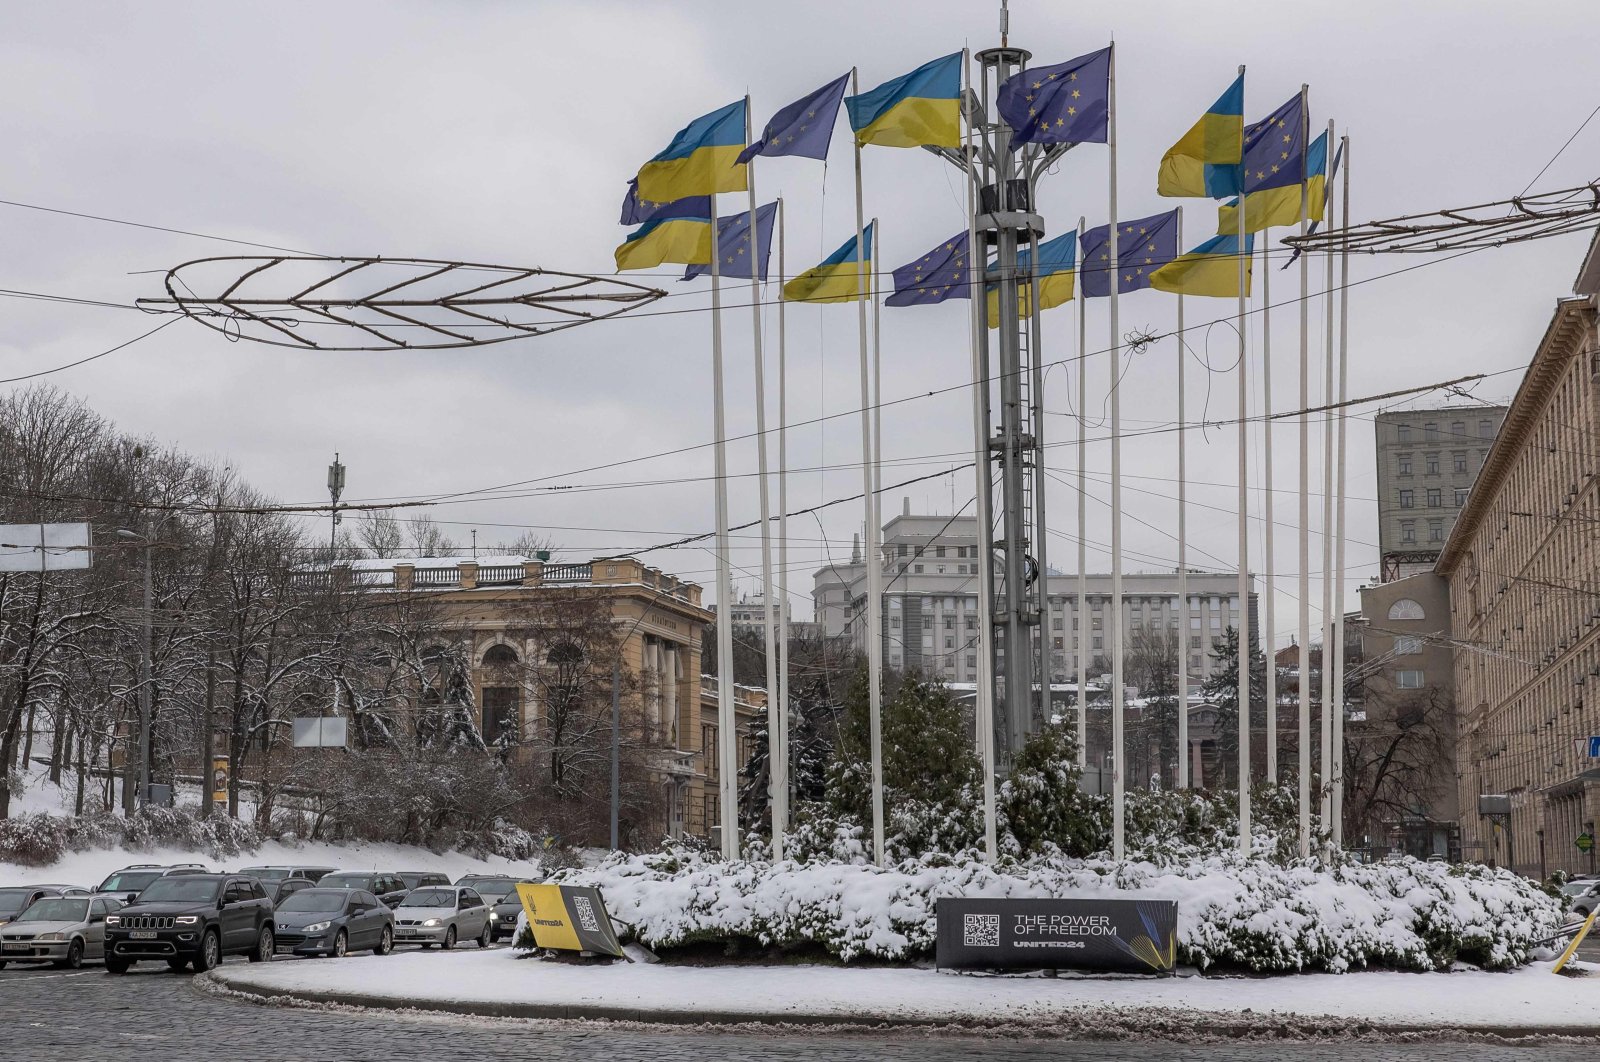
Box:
[614,198,713,271]
[987,231,1075,327]
[1150,232,1254,298]
[1216,131,1327,235]
[783,223,873,303]
[847,53,962,149]
[1157,75,1244,199]
[635,100,749,204]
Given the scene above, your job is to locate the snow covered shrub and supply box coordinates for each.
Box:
[0,813,72,866]
[997,721,1107,858]
[0,807,261,866]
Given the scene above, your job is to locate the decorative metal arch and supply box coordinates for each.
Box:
[1283,180,1600,255]
[136,256,665,350]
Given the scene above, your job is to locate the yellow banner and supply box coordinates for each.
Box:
[210,756,229,803]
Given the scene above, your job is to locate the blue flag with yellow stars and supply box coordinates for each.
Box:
[886,231,971,306]
[995,47,1111,146]
[737,74,850,164]
[1241,94,1305,195]
[1080,209,1180,297]
[620,179,710,227]
[682,202,778,282]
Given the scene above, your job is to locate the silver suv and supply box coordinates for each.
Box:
[92,865,208,903]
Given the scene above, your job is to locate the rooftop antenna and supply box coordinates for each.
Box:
[326,453,345,552]
[471,529,478,561]
[999,0,1009,46]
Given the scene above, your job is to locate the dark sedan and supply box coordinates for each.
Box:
[272,888,394,958]
[455,875,528,941]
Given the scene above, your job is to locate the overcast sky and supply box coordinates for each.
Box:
[4,1,1597,641]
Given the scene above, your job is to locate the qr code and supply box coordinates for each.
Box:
[572,894,601,933]
[963,912,1000,947]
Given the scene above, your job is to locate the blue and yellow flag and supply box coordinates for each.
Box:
[1157,75,1244,199]
[847,54,962,149]
[635,100,749,204]
[995,47,1111,146]
[1080,210,1180,297]
[1150,232,1254,298]
[783,223,874,303]
[614,198,713,271]
[887,231,971,307]
[987,231,1076,327]
[619,180,710,227]
[1217,131,1326,235]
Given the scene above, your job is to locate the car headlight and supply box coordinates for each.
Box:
[175,916,199,925]
[303,921,331,934]
[37,932,66,942]
[488,912,499,922]
[104,915,120,925]
[421,918,441,927]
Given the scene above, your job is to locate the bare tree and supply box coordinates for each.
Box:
[406,515,455,557]
[358,511,404,557]
[1341,684,1454,852]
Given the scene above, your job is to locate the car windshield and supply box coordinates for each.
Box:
[17,898,88,922]
[137,878,221,903]
[97,871,163,893]
[240,867,289,882]
[400,888,456,907]
[0,889,37,917]
[277,891,347,914]
[1563,882,1590,896]
[397,874,435,889]
[318,873,371,890]
[460,877,515,895]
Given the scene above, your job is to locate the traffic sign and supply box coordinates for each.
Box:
[1588,736,1600,757]
[1579,833,1596,853]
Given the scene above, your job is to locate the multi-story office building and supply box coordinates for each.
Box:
[813,508,1256,686]
[715,589,823,641]
[1374,404,1507,582]
[1439,233,1600,879]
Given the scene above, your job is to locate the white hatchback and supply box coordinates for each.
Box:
[391,886,491,949]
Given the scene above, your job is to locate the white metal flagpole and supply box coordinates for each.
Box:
[709,188,739,862]
[1296,99,1314,860]
[1108,41,1127,863]
[1319,119,1337,852]
[1176,207,1189,789]
[964,48,999,861]
[1234,63,1252,858]
[776,196,791,859]
[743,100,783,861]
[850,69,886,867]
[1331,131,1351,849]
[1260,230,1277,784]
[1075,214,1089,774]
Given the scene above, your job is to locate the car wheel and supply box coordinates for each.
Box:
[105,957,131,975]
[166,958,189,972]
[443,926,457,950]
[331,930,347,958]
[194,930,221,972]
[374,926,393,956]
[59,939,84,970]
[248,926,274,964]
[477,922,492,949]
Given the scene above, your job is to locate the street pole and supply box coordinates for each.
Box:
[139,538,152,810]
[610,654,620,850]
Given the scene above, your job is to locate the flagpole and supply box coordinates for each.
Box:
[964,47,999,861]
[709,188,739,862]
[1075,214,1089,773]
[1176,207,1189,790]
[1028,211,1049,722]
[743,100,783,861]
[850,68,886,868]
[1261,228,1277,785]
[1108,40,1127,863]
[1331,130,1351,850]
[1234,62,1252,858]
[1319,121,1337,854]
[1295,92,1314,860]
[776,196,791,859]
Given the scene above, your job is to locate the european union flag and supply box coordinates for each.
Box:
[886,231,971,307]
[995,47,1111,146]
[1080,209,1180,297]
[620,179,710,227]
[682,202,778,282]
[737,74,850,164]
[1241,94,1305,195]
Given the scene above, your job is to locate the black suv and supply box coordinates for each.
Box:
[104,873,275,973]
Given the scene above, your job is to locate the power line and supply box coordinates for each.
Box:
[0,318,179,384]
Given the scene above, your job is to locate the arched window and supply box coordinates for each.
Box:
[482,644,518,668]
[547,642,584,666]
[1388,598,1425,621]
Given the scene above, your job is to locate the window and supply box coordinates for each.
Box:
[1450,421,1465,439]
[1398,423,1412,443]
[1400,521,1416,544]
[1052,637,1064,650]
[1396,669,1424,689]
[966,655,977,668]
[1426,488,1441,507]
[922,616,933,630]
[482,644,518,668]
[1398,454,1412,475]
[1428,519,1443,542]
[913,564,923,574]
[1424,421,1438,441]
[1455,488,1468,507]
[890,616,901,629]
[935,546,946,558]
[1387,598,1426,620]
[1052,617,1063,630]
[897,544,909,557]
[1478,419,1493,439]
[945,637,955,649]
[1399,489,1414,508]
[1425,454,1439,475]
[965,616,977,630]
[482,687,521,744]
[1190,635,1201,649]
[944,615,955,630]
[1453,453,1467,473]
[1395,636,1423,655]
[1092,637,1103,650]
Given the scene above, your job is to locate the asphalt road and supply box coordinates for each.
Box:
[1,954,1596,1062]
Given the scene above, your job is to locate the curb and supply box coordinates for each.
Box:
[205,971,1600,1039]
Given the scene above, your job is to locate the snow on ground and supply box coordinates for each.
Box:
[212,949,1600,1031]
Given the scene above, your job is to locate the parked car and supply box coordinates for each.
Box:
[238,865,337,885]
[396,871,451,891]
[316,871,409,908]
[0,895,121,969]
[273,888,394,958]
[91,864,208,903]
[104,873,275,974]
[1564,879,1600,918]
[0,885,90,928]
[392,886,491,949]
[455,875,528,941]
[259,877,316,905]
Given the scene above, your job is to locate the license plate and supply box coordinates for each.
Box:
[130,930,157,940]
[2,943,27,952]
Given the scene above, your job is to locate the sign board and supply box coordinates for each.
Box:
[514,883,624,958]
[0,523,91,572]
[1588,737,1600,758]
[292,716,348,748]
[1478,794,1512,816]
[211,755,229,803]
[1579,833,1595,853]
[936,897,1178,974]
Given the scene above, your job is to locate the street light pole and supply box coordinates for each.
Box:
[116,528,153,811]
